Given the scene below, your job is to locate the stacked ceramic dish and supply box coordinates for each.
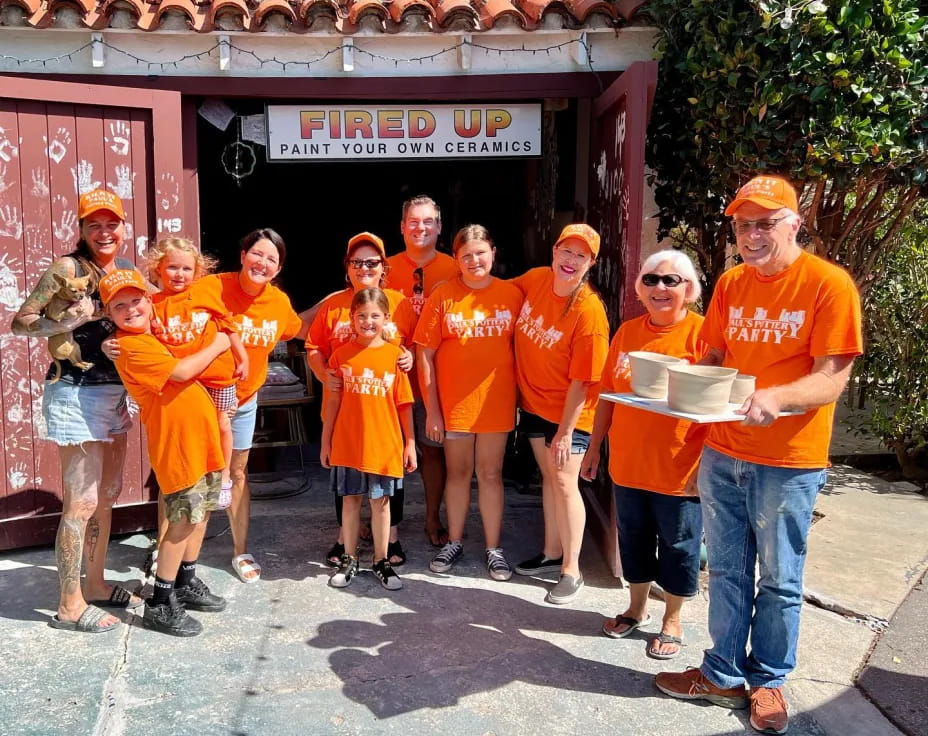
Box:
[627,351,685,399]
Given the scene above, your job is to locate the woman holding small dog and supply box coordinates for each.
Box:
[11,189,143,633]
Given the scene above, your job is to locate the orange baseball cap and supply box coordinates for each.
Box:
[78,189,126,221]
[99,269,147,305]
[724,175,798,216]
[346,232,386,259]
[555,223,601,257]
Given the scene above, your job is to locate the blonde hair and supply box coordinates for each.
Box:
[146,237,217,287]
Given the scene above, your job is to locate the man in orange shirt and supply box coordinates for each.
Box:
[384,195,460,547]
[102,270,232,637]
[655,175,863,735]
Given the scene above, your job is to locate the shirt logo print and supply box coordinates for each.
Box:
[162,310,211,345]
[340,365,395,397]
[238,315,278,347]
[725,306,806,344]
[516,300,564,350]
[446,309,513,339]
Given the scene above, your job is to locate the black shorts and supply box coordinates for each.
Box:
[518,410,591,454]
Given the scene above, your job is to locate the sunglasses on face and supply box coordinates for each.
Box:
[641,273,687,287]
[730,215,790,235]
[349,258,383,270]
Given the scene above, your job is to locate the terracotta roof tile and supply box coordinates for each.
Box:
[0,0,647,32]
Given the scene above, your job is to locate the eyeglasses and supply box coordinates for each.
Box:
[412,266,424,295]
[730,215,790,236]
[556,247,590,262]
[641,273,687,288]
[349,258,383,270]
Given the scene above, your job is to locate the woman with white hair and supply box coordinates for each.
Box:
[580,248,708,660]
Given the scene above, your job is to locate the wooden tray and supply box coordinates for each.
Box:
[599,392,801,424]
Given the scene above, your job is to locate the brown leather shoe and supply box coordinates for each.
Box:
[750,686,789,734]
[655,668,749,709]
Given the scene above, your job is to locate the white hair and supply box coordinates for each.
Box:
[635,249,702,304]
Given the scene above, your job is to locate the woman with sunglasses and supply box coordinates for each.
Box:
[511,224,610,605]
[306,233,416,567]
[580,249,708,660]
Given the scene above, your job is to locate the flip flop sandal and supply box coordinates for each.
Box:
[647,631,684,660]
[387,540,406,566]
[232,553,261,584]
[88,584,144,610]
[49,605,119,633]
[425,526,449,548]
[325,542,345,567]
[602,613,653,639]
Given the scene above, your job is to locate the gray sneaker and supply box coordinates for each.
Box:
[546,573,584,604]
[429,541,464,573]
[486,548,513,581]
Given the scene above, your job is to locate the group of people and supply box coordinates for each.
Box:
[12,174,862,735]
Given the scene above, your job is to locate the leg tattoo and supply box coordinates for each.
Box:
[56,517,85,598]
[85,517,100,563]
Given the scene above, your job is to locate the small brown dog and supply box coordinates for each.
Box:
[46,272,96,382]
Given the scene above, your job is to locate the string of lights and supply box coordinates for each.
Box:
[0,35,597,72]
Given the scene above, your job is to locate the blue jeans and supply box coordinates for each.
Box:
[698,446,827,689]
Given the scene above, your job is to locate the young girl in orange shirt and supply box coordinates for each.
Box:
[147,238,248,508]
[321,288,417,590]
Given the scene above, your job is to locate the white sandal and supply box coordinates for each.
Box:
[232,553,261,584]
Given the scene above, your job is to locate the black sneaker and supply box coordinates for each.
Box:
[372,559,403,590]
[329,554,359,588]
[546,573,584,604]
[514,552,563,576]
[143,593,203,637]
[429,541,463,573]
[175,576,227,612]
[486,548,513,581]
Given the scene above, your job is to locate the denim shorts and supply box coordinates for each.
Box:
[330,466,397,499]
[413,398,443,448]
[230,396,258,451]
[41,380,132,445]
[614,483,703,598]
[518,410,591,454]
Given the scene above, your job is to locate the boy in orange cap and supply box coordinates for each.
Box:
[101,269,232,637]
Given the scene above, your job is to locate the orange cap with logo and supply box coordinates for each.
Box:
[346,232,387,259]
[555,223,601,257]
[724,175,798,216]
[78,189,126,221]
[99,269,147,305]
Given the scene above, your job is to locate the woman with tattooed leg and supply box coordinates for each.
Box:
[10,189,143,633]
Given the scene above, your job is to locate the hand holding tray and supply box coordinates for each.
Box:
[599,392,802,424]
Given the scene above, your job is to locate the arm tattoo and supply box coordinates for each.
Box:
[10,259,77,337]
[85,517,100,563]
[55,517,85,599]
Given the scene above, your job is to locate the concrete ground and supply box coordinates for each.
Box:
[1,457,926,736]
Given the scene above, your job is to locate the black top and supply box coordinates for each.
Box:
[45,256,135,386]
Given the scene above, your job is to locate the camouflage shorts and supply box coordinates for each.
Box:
[163,471,221,524]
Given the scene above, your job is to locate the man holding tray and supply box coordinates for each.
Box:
[654,174,863,735]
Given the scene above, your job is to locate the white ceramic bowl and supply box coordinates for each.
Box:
[628,351,685,399]
[667,365,739,414]
[729,374,757,405]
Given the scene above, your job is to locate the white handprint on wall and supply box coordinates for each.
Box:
[157,172,180,211]
[53,209,77,243]
[44,128,72,165]
[0,204,23,240]
[107,121,130,156]
[136,235,148,258]
[0,126,19,163]
[30,168,49,198]
[71,160,101,195]
[0,252,23,309]
[8,463,28,491]
[108,164,134,200]
[0,162,10,194]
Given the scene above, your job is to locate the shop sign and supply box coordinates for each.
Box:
[266,104,541,161]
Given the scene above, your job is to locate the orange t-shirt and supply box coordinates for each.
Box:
[151,280,237,389]
[304,288,416,357]
[384,251,460,319]
[512,267,610,432]
[327,341,414,478]
[600,311,710,495]
[700,251,863,468]
[113,331,224,495]
[201,273,303,405]
[413,276,524,433]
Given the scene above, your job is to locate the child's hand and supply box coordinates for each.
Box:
[325,368,343,392]
[403,441,417,473]
[150,314,166,338]
[233,354,250,381]
[397,347,414,373]
[101,336,121,361]
[320,439,331,469]
[425,410,444,444]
